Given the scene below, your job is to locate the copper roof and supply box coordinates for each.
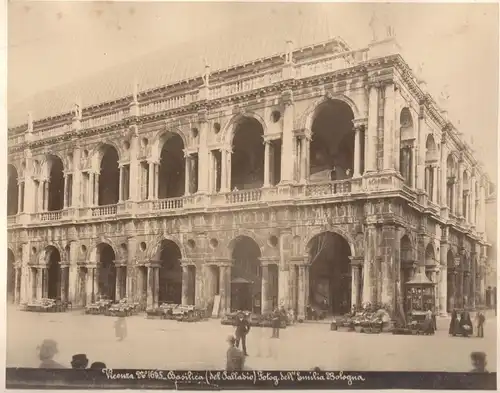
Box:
[8,6,351,128]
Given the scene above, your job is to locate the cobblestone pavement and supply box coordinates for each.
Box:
[7,307,497,372]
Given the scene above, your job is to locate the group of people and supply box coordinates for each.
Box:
[449,310,486,338]
[37,339,107,369]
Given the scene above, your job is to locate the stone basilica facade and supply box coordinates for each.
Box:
[7,35,495,319]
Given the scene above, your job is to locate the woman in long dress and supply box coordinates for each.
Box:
[449,310,459,336]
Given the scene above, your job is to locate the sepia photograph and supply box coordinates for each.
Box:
[5,1,498,389]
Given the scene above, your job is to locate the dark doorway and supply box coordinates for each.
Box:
[48,156,64,211]
[159,134,185,198]
[97,244,117,300]
[310,100,355,182]
[308,232,351,315]
[157,240,182,304]
[230,236,262,313]
[46,247,61,299]
[99,145,120,205]
[231,118,265,190]
[7,249,16,303]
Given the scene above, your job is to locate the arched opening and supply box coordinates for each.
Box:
[446,154,457,213]
[230,236,262,313]
[399,235,413,314]
[7,249,16,303]
[310,100,355,182]
[7,165,19,216]
[157,240,183,304]
[47,155,64,211]
[446,250,456,312]
[46,246,61,299]
[96,243,116,301]
[308,232,351,316]
[425,244,436,282]
[399,108,414,187]
[425,135,438,201]
[231,118,265,190]
[462,171,470,220]
[158,134,186,198]
[98,145,120,205]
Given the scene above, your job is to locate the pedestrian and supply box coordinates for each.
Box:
[470,352,488,373]
[475,311,485,338]
[90,362,107,370]
[271,307,281,338]
[70,354,89,369]
[235,312,250,356]
[226,335,245,371]
[114,316,127,341]
[449,310,459,336]
[37,339,65,369]
[459,311,473,337]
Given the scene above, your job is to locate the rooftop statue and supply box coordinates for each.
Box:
[369,10,395,42]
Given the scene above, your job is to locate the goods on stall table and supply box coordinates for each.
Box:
[22,298,69,313]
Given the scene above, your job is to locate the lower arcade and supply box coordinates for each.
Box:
[8,199,491,318]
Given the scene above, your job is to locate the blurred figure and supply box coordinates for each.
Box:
[37,339,65,369]
[271,307,281,338]
[71,354,89,369]
[475,311,485,338]
[449,310,459,336]
[226,335,245,371]
[114,316,127,341]
[470,352,488,373]
[90,362,107,370]
[460,311,473,337]
[235,312,250,356]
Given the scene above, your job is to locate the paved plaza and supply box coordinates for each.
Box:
[6,306,497,372]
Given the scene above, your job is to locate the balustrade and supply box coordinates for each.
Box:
[152,197,184,211]
[140,92,196,116]
[304,180,352,197]
[34,124,70,140]
[295,53,355,79]
[7,215,17,225]
[91,205,117,217]
[38,211,63,221]
[225,189,262,204]
[81,110,126,129]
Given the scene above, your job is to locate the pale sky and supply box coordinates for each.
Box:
[7,2,499,179]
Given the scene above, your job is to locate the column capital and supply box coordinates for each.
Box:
[183,147,199,157]
[348,256,363,267]
[290,255,308,266]
[259,256,279,266]
[180,258,196,267]
[86,264,98,269]
[147,159,160,166]
[352,117,368,130]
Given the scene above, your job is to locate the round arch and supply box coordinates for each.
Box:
[158,132,186,198]
[425,134,438,162]
[88,238,120,264]
[303,94,360,131]
[152,128,188,161]
[7,164,19,216]
[7,248,16,303]
[222,112,267,147]
[307,231,352,315]
[44,245,62,300]
[95,242,117,301]
[41,154,65,212]
[425,243,436,265]
[154,238,183,304]
[90,141,122,171]
[227,230,264,257]
[147,235,185,261]
[96,144,120,206]
[230,235,263,313]
[40,153,66,178]
[303,226,356,259]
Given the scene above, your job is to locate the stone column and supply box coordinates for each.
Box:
[219,264,231,315]
[280,98,294,183]
[439,242,448,315]
[86,266,95,305]
[470,176,476,225]
[148,161,155,200]
[128,132,140,202]
[42,267,49,298]
[184,154,191,196]
[63,174,69,208]
[353,126,361,177]
[71,147,82,208]
[457,161,463,216]
[351,264,361,308]
[297,264,309,320]
[261,263,271,314]
[43,181,49,211]
[115,267,122,301]
[362,225,376,304]
[14,267,20,304]
[479,182,486,233]
[304,136,311,182]
[154,267,160,308]
[366,84,378,172]
[94,173,100,206]
[60,265,68,302]
[197,110,210,193]
[146,265,154,309]
[383,83,395,171]
[299,137,307,184]
[181,265,189,305]
[220,149,228,192]
[263,140,271,187]
[289,264,298,315]
[17,182,23,213]
[432,165,439,202]
[93,265,99,299]
[118,166,124,202]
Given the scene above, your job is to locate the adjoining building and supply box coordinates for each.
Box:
[7,27,495,319]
